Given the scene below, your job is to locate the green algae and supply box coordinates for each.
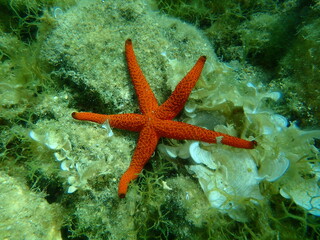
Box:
[0,0,319,239]
[0,171,63,239]
[157,0,320,127]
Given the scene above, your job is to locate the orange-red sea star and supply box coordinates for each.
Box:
[72,39,257,198]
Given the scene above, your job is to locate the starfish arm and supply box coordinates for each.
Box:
[125,39,159,113]
[72,112,146,131]
[118,126,159,198]
[155,120,257,149]
[155,56,206,120]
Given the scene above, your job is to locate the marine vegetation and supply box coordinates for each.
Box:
[0,0,319,239]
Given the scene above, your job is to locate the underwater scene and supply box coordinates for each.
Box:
[0,0,320,239]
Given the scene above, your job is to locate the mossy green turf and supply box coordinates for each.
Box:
[0,0,319,239]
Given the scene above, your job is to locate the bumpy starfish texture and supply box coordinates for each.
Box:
[72,39,257,198]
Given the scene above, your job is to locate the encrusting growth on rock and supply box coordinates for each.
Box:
[72,39,257,198]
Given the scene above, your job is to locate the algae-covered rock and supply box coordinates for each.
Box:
[0,171,63,240]
[41,0,219,114]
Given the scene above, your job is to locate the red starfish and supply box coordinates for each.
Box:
[72,39,257,198]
